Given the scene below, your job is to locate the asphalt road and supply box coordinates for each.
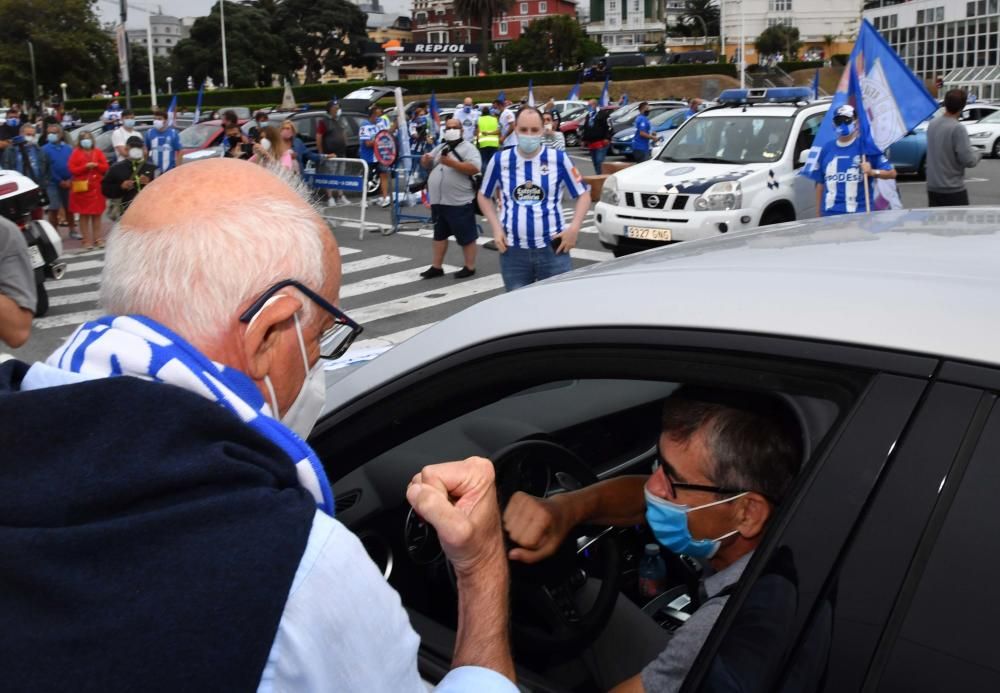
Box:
[6,151,1000,367]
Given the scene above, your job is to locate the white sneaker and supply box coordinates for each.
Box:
[377,196,391,207]
[326,197,336,208]
[337,196,351,206]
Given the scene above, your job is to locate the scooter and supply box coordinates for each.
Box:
[0,170,66,317]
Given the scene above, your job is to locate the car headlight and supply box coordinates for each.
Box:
[600,175,620,205]
[693,181,742,211]
[969,131,990,138]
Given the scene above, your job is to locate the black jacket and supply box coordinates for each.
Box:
[0,360,316,691]
[102,158,158,208]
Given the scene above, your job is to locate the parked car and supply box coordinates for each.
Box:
[887,119,929,178]
[964,109,1000,158]
[315,206,1000,693]
[611,102,688,134]
[178,119,247,162]
[610,108,688,159]
[561,105,617,148]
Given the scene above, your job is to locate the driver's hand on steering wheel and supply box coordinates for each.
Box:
[503,492,576,564]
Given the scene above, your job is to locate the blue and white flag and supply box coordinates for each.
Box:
[192,81,205,123]
[598,74,611,107]
[498,90,506,103]
[166,94,178,127]
[811,68,820,100]
[567,81,581,101]
[428,90,441,141]
[527,80,535,107]
[800,19,937,210]
[619,93,629,106]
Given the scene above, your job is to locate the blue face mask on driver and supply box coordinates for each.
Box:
[644,487,747,558]
[836,121,856,137]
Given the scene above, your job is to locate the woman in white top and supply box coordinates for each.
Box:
[541,111,566,151]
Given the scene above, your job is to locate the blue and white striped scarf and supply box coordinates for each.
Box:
[47,314,335,515]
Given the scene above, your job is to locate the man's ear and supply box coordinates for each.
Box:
[735,492,772,540]
[241,294,303,380]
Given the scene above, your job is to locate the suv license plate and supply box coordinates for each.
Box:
[27,244,44,269]
[627,227,671,241]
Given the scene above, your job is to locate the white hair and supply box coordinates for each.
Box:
[100,163,328,349]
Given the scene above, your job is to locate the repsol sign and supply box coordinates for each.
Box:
[404,44,476,54]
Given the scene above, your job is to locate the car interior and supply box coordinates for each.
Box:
[311,340,865,691]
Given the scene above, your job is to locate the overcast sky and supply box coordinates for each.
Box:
[97,0,409,29]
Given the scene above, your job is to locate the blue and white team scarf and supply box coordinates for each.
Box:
[47,315,335,515]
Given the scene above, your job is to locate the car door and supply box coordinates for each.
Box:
[788,109,827,219]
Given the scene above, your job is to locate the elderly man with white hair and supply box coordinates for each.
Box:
[0,158,517,692]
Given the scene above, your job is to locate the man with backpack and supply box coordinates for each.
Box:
[316,99,351,207]
[581,99,613,174]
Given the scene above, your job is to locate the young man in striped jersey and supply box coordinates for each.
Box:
[478,107,591,292]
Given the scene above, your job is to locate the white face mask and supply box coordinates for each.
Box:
[152,119,164,129]
[262,312,327,440]
[128,147,144,161]
[260,138,272,151]
[443,128,462,142]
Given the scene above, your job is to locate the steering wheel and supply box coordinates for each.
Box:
[493,439,622,654]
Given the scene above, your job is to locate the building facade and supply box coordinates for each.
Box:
[492,0,578,42]
[411,0,483,44]
[126,15,190,58]
[719,0,858,65]
[864,0,1000,98]
[585,0,670,52]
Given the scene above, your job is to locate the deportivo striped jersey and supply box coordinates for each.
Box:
[481,145,589,249]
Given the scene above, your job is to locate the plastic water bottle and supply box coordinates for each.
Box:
[638,543,667,600]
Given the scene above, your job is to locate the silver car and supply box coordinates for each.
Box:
[313,208,1000,691]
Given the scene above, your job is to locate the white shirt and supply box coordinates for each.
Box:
[499,108,518,147]
[111,126,136,161]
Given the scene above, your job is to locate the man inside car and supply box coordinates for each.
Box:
[0,158,517,691]
[503,391,802,691]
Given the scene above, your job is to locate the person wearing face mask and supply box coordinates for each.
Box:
[41,124,79,240]
[359,105,392,207]
[250,123,299,174]
[101,135,157,214]
[806,104,895,216]
[478,107,591,291]
[631,102,661,164]
[418,117,482,280]
[101,99,123,132]
[144,110,182,176]
[0,158,519,693]
[684,98,704,121]
[68,131,109,250]
[540,111,566,151]
[476,105,501,167]
[2,124,51,192]
[459,97,478,143]
[111,110,140,161]
[503,390,802,692]
[0,105,23,149]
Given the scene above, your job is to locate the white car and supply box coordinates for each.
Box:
[963,109,1000,158]
[595,88,828,256]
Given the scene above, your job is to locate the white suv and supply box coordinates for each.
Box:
[595,89,829,256]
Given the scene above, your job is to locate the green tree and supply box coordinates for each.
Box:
[669,0,720,39]
[125,44,174,98]
[171,1,287,89]
[274,0,375,84]
[453,0,513,68]
[491,16,605,73]
[755,24,801,59]
[0,0,116,102]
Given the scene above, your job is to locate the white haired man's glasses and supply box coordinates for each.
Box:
[239,279,363,360]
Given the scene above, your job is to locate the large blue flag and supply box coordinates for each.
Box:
[598,74,611,107]
[497,90,506,103]
[567,81,581,101]
[801,19,937,210]
[428,90,441,141]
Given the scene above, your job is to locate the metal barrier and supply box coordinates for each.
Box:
[304,157,370,241]
[390,154,432,234]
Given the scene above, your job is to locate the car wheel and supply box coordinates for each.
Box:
[612,247,632,258]
[565,132,579,147]
[992,139,1000,159]
[760,207,794,226]
[367,169,380,195]
[915,157,926,181]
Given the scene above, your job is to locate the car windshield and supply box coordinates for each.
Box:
[651,108,686,127]
[979,110,1000,124]
[658,114,793,164]
[179,123,219,148]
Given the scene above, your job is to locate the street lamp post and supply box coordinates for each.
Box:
[470,56,479,76]
[220,0,230,88]
[166,77,173,94]
[26,40,38,104]
[60,82,68,102]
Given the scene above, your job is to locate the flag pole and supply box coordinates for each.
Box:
[862,154,871,213]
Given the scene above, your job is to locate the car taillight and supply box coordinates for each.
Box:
[0,182,18,196]
[30,207,43,221]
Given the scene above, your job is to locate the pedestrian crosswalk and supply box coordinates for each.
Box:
[28,220,615,362]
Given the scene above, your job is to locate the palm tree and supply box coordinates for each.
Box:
[680,0,720,37]
[454,0,514,68]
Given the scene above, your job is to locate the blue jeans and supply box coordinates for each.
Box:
[589,146,608,175]
[499,244,573,292]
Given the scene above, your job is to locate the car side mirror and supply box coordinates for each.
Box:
[798,150,810,165]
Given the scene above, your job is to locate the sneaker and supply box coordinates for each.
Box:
[420,266,445,279]
[377,196,391,208]
[454,267,476,279]
[326,197,337,208]
[69,230,82,240]
[337,196,351,206]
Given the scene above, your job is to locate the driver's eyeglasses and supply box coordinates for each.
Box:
[653,448,744,498]
[239,278,363,360]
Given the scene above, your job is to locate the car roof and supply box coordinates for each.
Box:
[329,209,1000,405]
[699,102,824,117]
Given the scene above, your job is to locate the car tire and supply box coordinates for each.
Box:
[992,139,1000,159]
[612,247,632,258]
[367,169,380,195]
[565,132,579,147]
[759,207,794,226]
[915,157,926,181]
